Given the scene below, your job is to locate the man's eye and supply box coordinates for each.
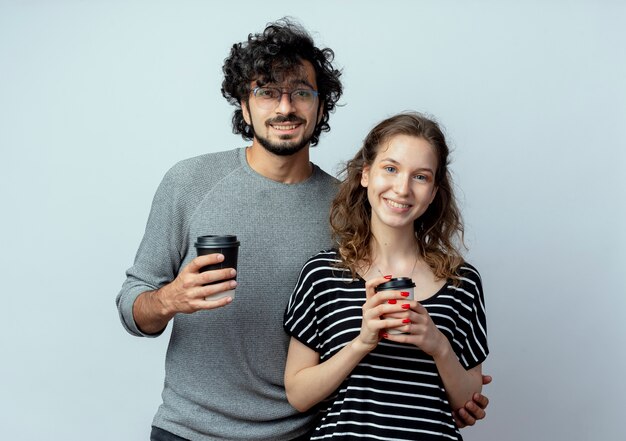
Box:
[293,90,312,98]
[257,88,278,98]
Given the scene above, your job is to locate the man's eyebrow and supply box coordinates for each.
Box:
[277,78,316,89]
[254,78,316,90]
[289,79,315,89]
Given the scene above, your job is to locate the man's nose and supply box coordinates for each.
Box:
[276,92,296,114]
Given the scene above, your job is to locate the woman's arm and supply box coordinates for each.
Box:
[284,276,406,412]
[386,301,483,410]
[453,375,492,428]
[434,349,483,410]
[284,336,372,412]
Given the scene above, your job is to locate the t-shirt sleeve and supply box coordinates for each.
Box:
[283,256,321,352]
[457,264,489,370]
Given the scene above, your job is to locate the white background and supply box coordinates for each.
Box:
[1,1,625,440]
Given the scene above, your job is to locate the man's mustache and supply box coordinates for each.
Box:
[266,115,305,125]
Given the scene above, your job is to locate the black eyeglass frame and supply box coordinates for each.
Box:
[250,87,319,109]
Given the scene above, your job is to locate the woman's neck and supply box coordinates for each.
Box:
[367,224,420,278]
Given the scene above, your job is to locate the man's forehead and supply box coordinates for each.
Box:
[254,76,313,88]
[253,61,317,88]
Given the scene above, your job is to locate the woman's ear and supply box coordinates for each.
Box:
[429,186,438,205]
[360,165,370,187]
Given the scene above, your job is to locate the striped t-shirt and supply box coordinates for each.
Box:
[284,250,488,441]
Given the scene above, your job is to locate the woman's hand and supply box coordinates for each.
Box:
[386,301,484,410]
[285,277,417,412]
[384,300,447,357]
[357,277,408,352]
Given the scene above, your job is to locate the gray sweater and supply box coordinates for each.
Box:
[116,148,338,440]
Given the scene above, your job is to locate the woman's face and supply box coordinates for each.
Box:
[361,134,439,233]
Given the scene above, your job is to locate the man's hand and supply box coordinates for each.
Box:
[157,253,237,315]
[133,253,237,334]
[453,375,492,428]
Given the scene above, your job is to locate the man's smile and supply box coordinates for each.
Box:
[270,123,301,131]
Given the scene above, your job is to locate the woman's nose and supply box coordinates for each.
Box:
[393,176,410,195]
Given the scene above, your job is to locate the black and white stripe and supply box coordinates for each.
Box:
[284,250,488,441]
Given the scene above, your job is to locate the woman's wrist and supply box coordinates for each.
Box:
[431,332,452,361]
[352,336,377,356]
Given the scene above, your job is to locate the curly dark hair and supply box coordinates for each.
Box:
[221,18,343,146]
[330,112,466,283]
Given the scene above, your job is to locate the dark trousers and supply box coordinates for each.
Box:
[150,425,313,441]
[150,426,189,441]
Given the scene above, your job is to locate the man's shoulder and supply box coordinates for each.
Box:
[171,148,241,173]
[311,163,340,184]
[162,148,243,185]
[309,164,340,199]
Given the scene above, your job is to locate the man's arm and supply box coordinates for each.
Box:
[453,375,492,428]
[133,253,238,335]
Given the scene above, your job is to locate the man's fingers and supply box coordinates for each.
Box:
[482,374,493,386]
[199,291,234,309]
[200,278,237,297]
[451,410,465,429]
[187,253,225,273]
[455,408,475,427]
[198,268,237,285]
[471,392,490,410]
[464,400,486,421]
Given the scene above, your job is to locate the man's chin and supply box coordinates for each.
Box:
[257,137,310,157]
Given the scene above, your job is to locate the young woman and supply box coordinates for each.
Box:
[283,112,488,440]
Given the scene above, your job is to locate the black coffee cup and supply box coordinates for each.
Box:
[194,235,240,300]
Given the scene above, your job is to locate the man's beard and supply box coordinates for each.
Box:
[250,116,314,157]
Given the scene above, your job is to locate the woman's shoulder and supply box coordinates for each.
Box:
[301,249,341,270]
[456,261,483,298]
[456,261,480,278]
[455,261,483,293]
[307,249,340,262]
[295,249,353,289]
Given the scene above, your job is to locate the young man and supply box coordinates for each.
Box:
[116,19,489,441]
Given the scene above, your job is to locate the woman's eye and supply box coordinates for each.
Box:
[384,166,396,173]
[413,174,430,182]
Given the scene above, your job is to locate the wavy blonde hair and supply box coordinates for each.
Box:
[330,112,465,282]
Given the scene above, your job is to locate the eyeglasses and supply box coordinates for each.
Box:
[250,87,319,110]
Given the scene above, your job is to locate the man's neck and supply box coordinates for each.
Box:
[245,142,313,184]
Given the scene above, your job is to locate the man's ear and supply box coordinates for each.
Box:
[317,101,324,125]
[360,165,370,187]
[242,101,251,125]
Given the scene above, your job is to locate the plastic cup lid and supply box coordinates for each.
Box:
[194,235,240,248]
[375,277,416,291]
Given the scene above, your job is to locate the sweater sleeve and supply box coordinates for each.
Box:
[115,166,186,337]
